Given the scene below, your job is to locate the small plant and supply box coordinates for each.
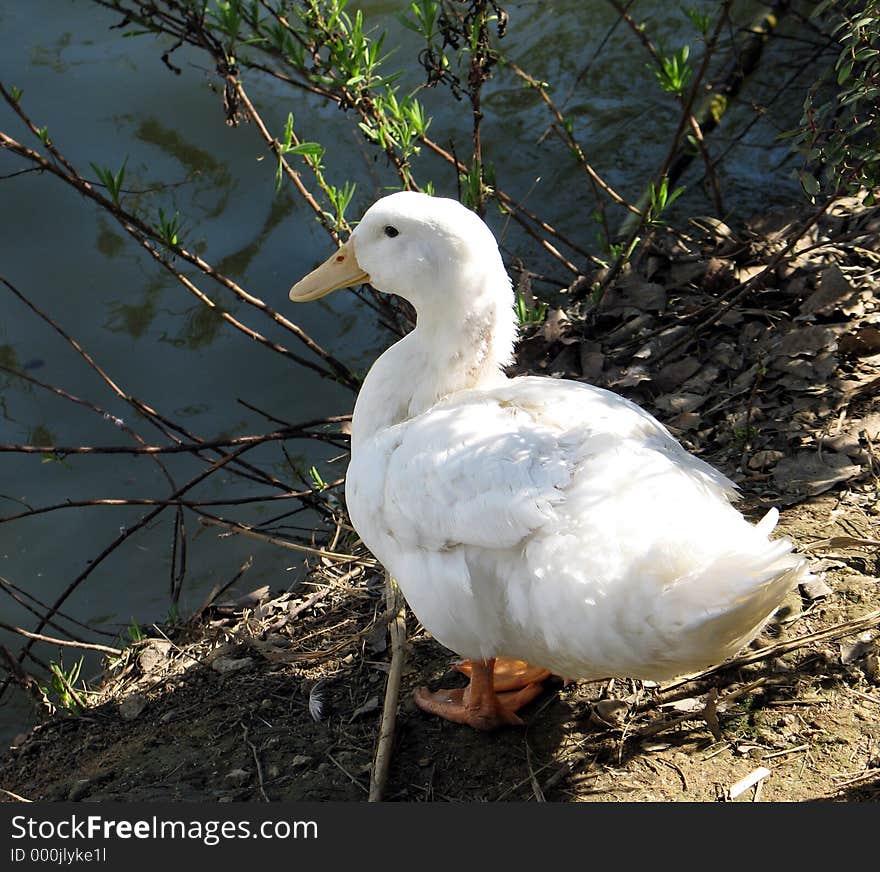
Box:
[654,44,693,96]
[791,1,880,202]
[45,657,84,712]
[514,289,548,326]
[323,180,357,232]
[275,112,325,193]
[646,175,685,226]
[126,618,144,644]
[459,159,494,211]
[682,6,712,36]
[604,235,641,269]
[732,424,760,446]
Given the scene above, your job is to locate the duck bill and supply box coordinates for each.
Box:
[289,239,369,302]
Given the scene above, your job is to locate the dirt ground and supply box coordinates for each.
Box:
[1,197,879,803]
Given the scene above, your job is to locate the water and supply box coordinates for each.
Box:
[0,0,816,737]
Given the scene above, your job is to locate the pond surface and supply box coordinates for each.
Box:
[0,0,815,737]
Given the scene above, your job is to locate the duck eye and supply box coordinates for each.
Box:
[384,225,399,238]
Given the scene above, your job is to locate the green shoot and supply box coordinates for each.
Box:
[646,176,685,225]
[682,6,711,36]
[323,181,357,232]
[127,618,144,644]
[514,290,548,326]
[90,158,128,206]
[309,465,328,491]
[275,112,325,192]
[47,657,84,712]
[156,207,184,249]
[400,0,440,40]
[654,45,693,96]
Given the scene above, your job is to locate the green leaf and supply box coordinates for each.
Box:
[799,171,820,196]
[291,142,324,157]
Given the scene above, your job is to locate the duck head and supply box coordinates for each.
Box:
[289,191,508,317]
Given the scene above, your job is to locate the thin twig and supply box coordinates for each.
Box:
[369,572,406,802]
[0,622,122,656]
[0,787,33,802]
[242,723,270,802]
[198,515,375,565]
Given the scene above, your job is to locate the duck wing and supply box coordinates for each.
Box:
[362,376,735,554]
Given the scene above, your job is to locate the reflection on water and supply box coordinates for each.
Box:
[216,193,298,279]
[0,0,818,738]
[135,117,232,218]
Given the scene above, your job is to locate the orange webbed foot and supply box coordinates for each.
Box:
[413,657,549,731]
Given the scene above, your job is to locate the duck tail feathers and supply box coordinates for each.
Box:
[676,538,814,668]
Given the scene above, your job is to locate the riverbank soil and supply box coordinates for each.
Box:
[2,197,879,803]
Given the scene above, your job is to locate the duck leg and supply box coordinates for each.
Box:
[413,657,549,730]
[454,658,552,691]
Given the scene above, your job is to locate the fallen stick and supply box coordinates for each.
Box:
[725,766,771,801]
[369,572,406,802]
[0,622,121,656]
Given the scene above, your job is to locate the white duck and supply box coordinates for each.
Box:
[289,191,810,730]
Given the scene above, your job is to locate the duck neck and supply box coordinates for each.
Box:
[351,274,517,449]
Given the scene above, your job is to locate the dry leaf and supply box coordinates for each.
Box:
[227,585,270,609]
[839,325,880,356]
[865,652,880,682]
[225,768,251,786]
[839,633,876,665]
[654,392,707,415]
[800,264,856,316]
[118,693,147,721]
[773,325,838,357]
[748,450,784,470]
[591,699,629,727]
[350,695,380,720]
[735,264,766,284]
[579,342,605,381]
[137,641,173,673]
[823,432,862,457]
[655,356,701,392]
[772,452,862,499]
[800,576,833,600]
[660,697,704,713]
[211,656,253,675]
[601,277,667,314]
[543,307,573,344]
[666,411,702,432]
[606,364,652,389]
